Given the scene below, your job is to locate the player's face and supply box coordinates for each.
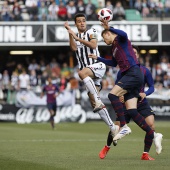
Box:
[75,17,86,32]
[133,48,139,59]
[102,32,112,45]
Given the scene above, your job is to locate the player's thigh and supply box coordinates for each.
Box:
[78,67,94,79]
[110,85,127,96]
[125,98,138,109]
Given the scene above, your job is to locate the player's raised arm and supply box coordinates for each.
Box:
[64,21,77,51]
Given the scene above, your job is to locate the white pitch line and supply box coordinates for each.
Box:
[0,139,169,142]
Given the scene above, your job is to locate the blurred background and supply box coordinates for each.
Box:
[0,0,170,124]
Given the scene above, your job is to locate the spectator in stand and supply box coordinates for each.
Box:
[2,70,10,102]
[38,1,48,21]
[76,0,86,14]
[129,0,136,8]
[66,0,76,21]
[47,0,59,21]
[35,64,43,77]
[30,70,38,89]
[96,0,104,16]
[112,1,125,20]
[51,63,61,78]
[155,0,164,18]
[160,55,169,75]
[105,0,114,12]
[39,59,46,72]
[134,0,143,13]
[59,74,68,92]
[148,0,157,16]
[28,59,38,71]
[44,64,52,76]
[11,71,19,91]
[142,0,150,17]
[61,62,71,78]
[50,58,58,68]
[164,0,170,15]
[41,70,48,86]
[85,0,96,20]
[1,1,12,21]
[25,0,39,21]
[163,74,170,88]
[58,1,67,21]
[18,70,30,90]
[15,64,25,75]
[11,1,23,21]
[55,0,66,6]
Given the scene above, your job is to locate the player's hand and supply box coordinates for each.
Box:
[119,96,124,103]
[67,29,79,41]
[88,54,97,59]
[139,93,146,102]
[64,21,71,30]
[101,19,110,29]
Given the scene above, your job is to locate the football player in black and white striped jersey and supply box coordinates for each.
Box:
[64,13,119,136]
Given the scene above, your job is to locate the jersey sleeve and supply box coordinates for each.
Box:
[115,71,122,84]
[97,56,117,67]
[109,27,127,40]
[144,67,155,96]
[88,28,98,40]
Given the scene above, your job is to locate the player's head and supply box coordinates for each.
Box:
[101,29,117,45]
[74,13,87,32]
[47,76,52,84]
[132,45,140,59]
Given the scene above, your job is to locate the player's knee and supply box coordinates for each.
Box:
[150,123,155,131]
[78,70,87,79]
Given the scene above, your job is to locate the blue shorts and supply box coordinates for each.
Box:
[47,102,57,112]
[117,65,144,101]
[116,101,155,123]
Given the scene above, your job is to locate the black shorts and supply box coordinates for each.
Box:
[47,102,57,112]
[116,65,144,101]
[116,101,155,123]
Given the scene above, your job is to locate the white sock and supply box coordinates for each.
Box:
[83,76,101,103]
[98,108,115,130]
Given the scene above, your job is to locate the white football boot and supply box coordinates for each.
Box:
[153,132,163,155]
[113,124,132,141]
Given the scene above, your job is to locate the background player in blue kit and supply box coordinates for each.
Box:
[41,77,60,129]
[98,45,163,160]
[89,20,162,148]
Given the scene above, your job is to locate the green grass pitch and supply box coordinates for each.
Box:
[0,121,170,170]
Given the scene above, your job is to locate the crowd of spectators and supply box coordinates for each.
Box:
[0,0,170,22]
[0,49,169,104]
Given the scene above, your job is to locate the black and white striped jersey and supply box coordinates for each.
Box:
[75,28,100,70]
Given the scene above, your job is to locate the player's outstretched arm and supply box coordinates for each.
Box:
[88,54,117,67]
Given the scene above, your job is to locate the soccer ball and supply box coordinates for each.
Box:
[97,8,113,22]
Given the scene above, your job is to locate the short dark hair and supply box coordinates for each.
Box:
[74,13,86,23]
[101,29,113,36]
[132,44,140,54]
